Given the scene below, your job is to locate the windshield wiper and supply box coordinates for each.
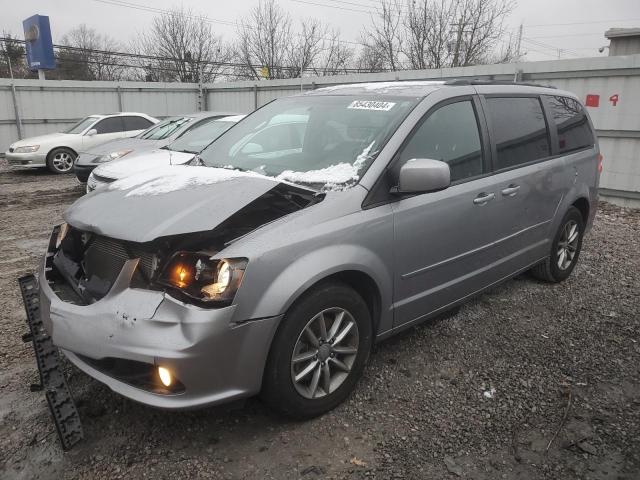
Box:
[208,164,248,172]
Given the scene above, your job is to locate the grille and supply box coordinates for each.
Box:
[84,235,156,282]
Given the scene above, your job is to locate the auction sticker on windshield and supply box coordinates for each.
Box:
[348,100,396,111]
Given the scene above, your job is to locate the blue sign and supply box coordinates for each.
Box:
[23,15,55,71]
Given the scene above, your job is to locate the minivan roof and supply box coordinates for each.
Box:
[308,79,562,98]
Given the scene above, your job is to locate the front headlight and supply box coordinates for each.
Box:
[157,252,247,305]
[14,145,40,153]
[93,149,133,163]
[55,222,69,249]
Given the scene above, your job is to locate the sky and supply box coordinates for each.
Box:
[2,0,640,63]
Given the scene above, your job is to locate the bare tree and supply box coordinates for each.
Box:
[136,6,232,83]
[354,42,387,73]
[235,0,293,80]
[452,0,514,67]
[60,25,125,80]
[315,29,354,76]
[235,0,352,80]
[361,1,404,71]
[362,0,514,71]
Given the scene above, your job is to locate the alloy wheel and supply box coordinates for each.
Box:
[290,307,359,400]
[557,220,579,270]
[52,151,74,172]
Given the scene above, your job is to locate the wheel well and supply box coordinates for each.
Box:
[47,147,78,161]
[572,197,589,223]
[304,270,382,337]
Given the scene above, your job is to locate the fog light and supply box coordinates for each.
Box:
[158,366,172,387]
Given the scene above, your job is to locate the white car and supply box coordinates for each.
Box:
[87,115,244,192]
[5,112,158,174]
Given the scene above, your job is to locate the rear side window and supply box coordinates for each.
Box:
[122,116,154,131]
[485,97,550,170]
[398,100,483,182]
[94,117,124,134]
[545,96,594,153]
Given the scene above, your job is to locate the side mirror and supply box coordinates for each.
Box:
[86,129,97,137]
[396,158,451,194]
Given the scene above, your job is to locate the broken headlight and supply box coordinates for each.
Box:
[157,252,247,305]
[55,222,70,249]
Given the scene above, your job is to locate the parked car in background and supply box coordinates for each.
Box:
[74,111,239,183]
[39,81,600,419]
[87,115,245,192]
[5,112,158,174]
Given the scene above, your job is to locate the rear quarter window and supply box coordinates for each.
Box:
[545,96,595,153]
[122,116,154,131]
[485,97,550,170]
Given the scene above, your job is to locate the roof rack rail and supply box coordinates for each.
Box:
[445,79,556,89]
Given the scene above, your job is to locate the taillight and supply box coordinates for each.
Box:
[597,153,603,173]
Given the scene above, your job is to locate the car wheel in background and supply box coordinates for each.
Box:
[531,206,585,283]
[261,282,372,419]
[46,148,76,174]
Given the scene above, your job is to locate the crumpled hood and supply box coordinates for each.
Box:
[79,137,159,157]
[93,149,194,180]
[11,132,74,147]
[65,165,283,243]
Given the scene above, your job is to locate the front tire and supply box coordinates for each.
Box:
[531,206,585,282]
[46,148,76,174]
[261,282,372,419]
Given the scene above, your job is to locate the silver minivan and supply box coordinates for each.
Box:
[37,81,600,418]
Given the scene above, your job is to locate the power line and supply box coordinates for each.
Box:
[290,0,376,14]
[1,37,390,74]
[91,0,365,47]
[524,17,640,28]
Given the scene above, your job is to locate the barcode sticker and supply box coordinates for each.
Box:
[348,100,396,111]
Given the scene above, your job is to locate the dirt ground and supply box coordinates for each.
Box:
[0,158,639,480]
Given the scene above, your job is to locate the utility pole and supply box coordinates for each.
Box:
[451,22,463,67]
[6,49,24,139]
[515,23,523,61]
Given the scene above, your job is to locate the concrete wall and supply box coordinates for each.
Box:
[1,54,639,204]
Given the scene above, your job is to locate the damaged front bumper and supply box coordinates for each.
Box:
[39,229,281,410]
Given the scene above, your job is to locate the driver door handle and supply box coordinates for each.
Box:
[473,192,495,205]
[501,184,521,197]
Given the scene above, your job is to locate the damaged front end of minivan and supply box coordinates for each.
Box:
[36,166,321,410]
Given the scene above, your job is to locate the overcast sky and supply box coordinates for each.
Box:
[3,0,640,63]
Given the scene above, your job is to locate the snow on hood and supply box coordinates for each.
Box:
[66,165,287,242]
[108,164,275,197]
[276,141,376,191]
[93,149,194,180]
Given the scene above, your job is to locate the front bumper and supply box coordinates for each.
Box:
[5,151,47,167]
[39,232,281,410]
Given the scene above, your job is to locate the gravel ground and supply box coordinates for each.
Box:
[1,158,639,480]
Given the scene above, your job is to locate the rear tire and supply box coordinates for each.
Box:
[261,282,372,419]
[46,148,76,174]
[531,206,584,283]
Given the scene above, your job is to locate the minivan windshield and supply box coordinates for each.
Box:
[198,96,419,188]
[167,118,239,154]
[65,116,99,134]
[138,116,191,140]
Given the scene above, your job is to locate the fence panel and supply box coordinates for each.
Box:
[2,55,639,202]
